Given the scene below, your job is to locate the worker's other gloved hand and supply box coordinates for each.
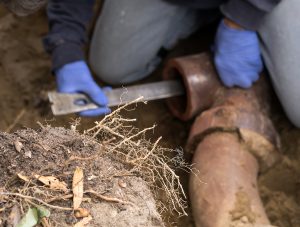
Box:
[55,60,111,117]
[214,19,263,88]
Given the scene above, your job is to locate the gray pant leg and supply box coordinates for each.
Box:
[258,0,300,127]
[89,0,199,85]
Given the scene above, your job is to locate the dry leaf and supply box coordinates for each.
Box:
[72,167,84,209]
[74,208,90,218]
[17,173,30,182]
[16,208,38,227]
[14,140,23,152]
[7,205,21,227]
[35,175,69,193]
[73,215,92,227]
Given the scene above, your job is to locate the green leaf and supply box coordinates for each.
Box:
[16,206,51,227]
[16,208,38,227]
[36,206,50,218]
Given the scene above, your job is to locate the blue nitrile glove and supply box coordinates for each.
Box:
[55,60,111,117]
[214,20,263,88]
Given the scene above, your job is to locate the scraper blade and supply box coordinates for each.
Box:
[48,80,184,115]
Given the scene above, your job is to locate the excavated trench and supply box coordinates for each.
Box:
[0,6,300,227]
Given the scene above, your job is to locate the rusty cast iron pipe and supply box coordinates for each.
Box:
[163,53,221,121]
[189,132,270,226]
[164,52,281,227]
[187,90,280,226]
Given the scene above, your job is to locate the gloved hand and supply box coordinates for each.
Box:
[214,19,263,88]
[55,60,111,117]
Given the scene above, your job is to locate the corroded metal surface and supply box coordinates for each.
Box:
[163,53,221,121]
[165,52,282,227]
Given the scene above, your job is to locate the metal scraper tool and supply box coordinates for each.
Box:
[48,80,185,116]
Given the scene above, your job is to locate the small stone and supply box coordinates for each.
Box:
[240,216,249,223]
[24,150,32,158]
[118,179,127,188]
[87,175,98,181]
[14,140,23,152]
[65,214,77,225]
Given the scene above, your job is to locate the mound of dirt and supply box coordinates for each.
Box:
[0,127,164,226]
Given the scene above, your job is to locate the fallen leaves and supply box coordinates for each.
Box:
[17,173,69,194]
[11,167,95,226]
[72,167,93,226]
[35,175,69,193]
[72,167,84,210]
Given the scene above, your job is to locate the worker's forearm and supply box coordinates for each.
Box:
[43,0,95,71]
